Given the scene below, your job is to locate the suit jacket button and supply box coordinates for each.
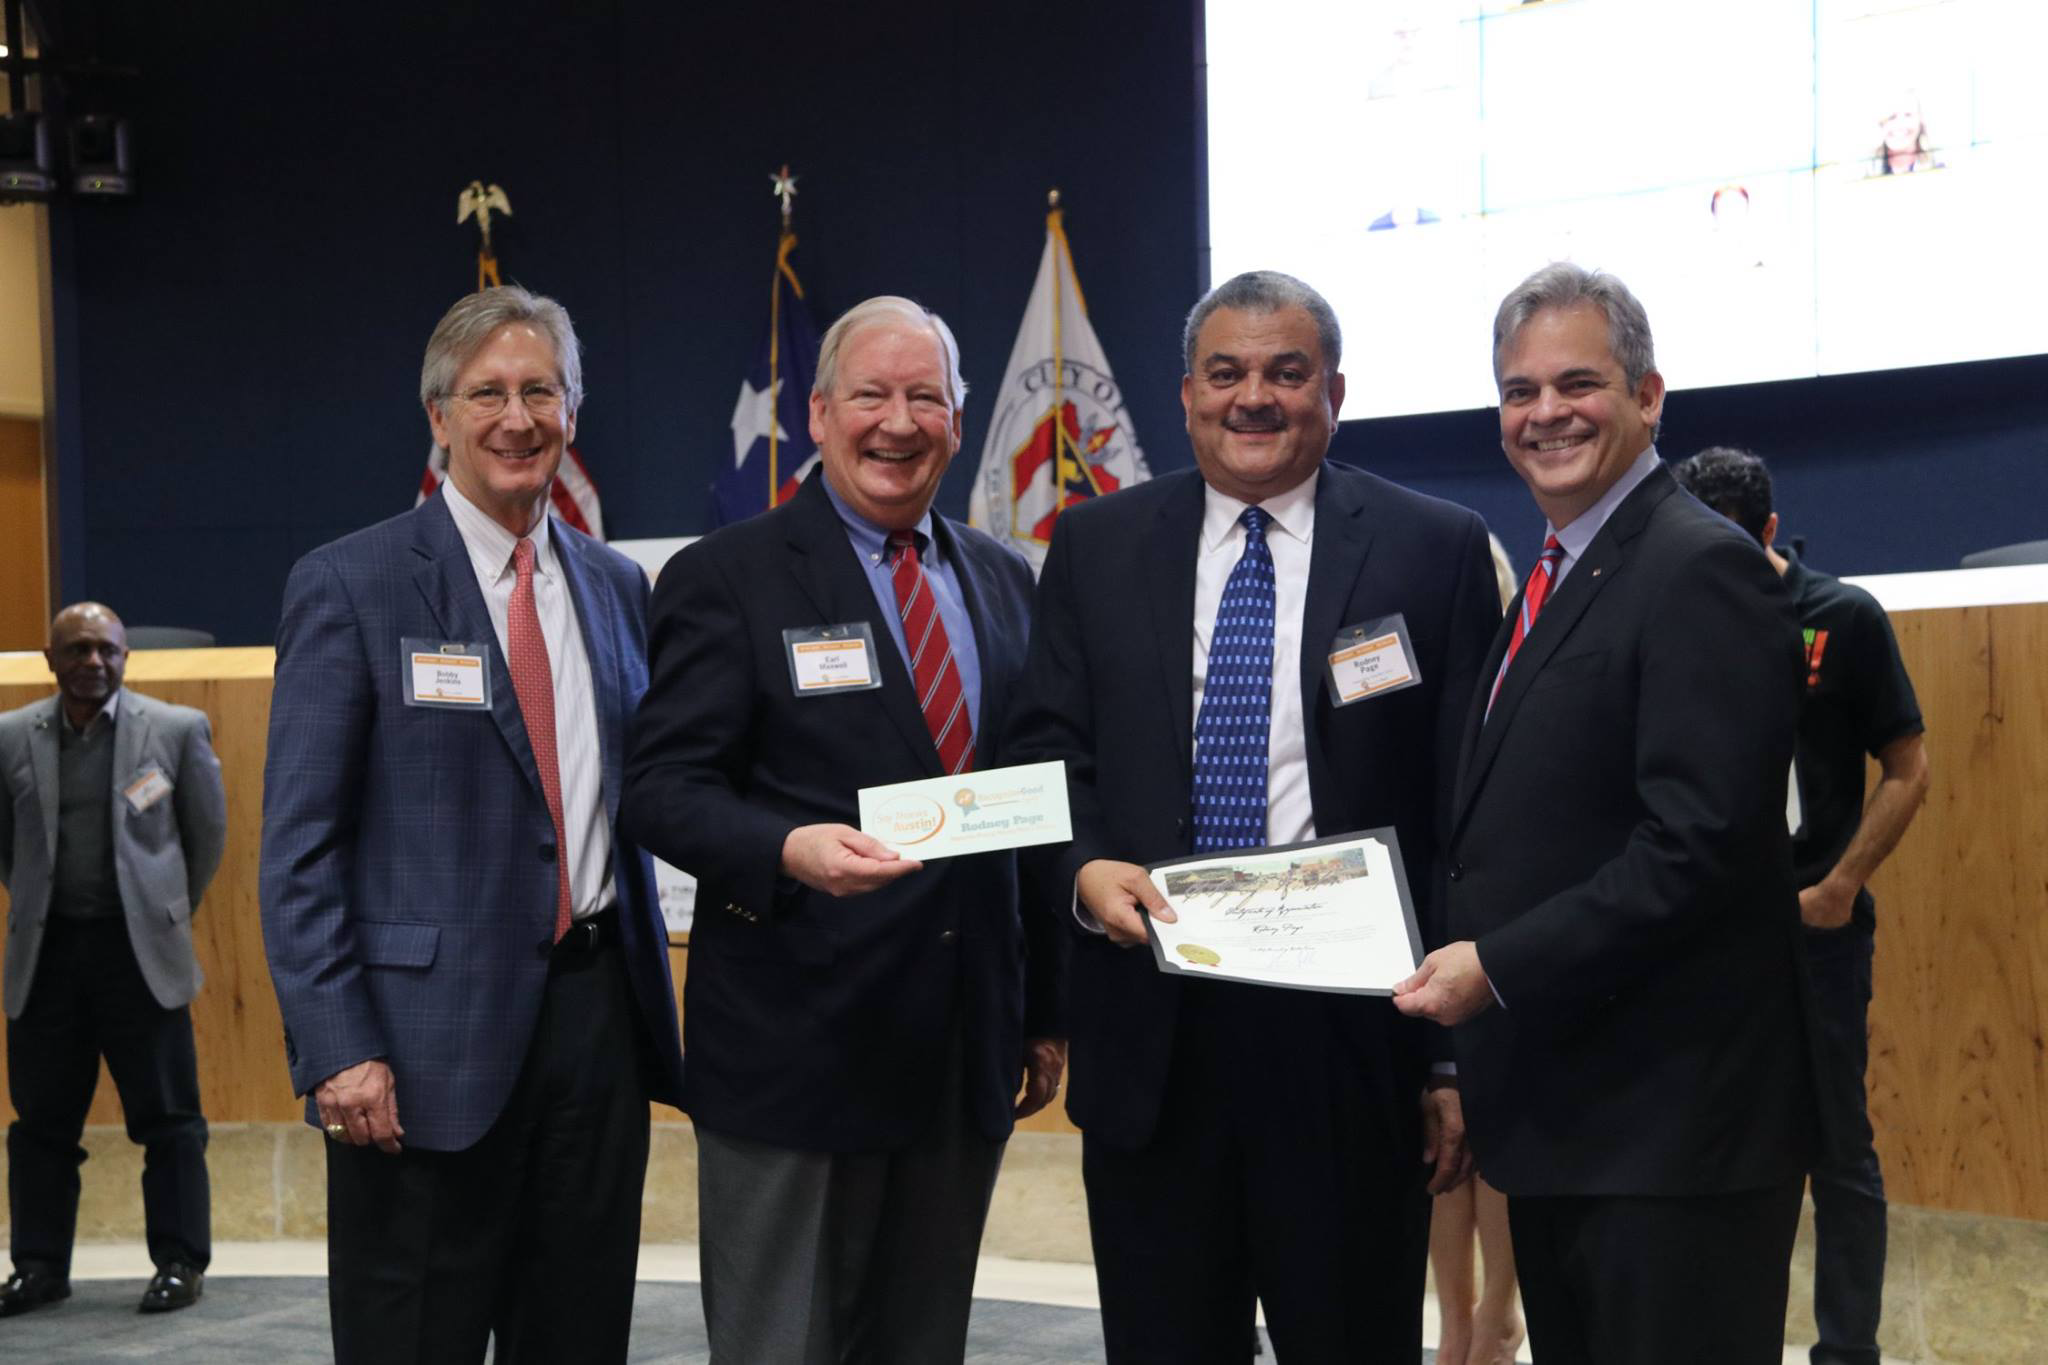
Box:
[939,929,958,946]
[1449,862,1465,882]
[539,843,558,863]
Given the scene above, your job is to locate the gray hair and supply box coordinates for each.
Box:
[1182,271,1343,380]
[813,296,968,407]
[1491,262,1656,391]
[420,284,585,413]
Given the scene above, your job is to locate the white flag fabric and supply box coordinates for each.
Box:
[968,208,1149,571]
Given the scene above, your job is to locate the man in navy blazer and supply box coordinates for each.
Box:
[260,286,684,1365]
[1395,263,1815,1362]
[623,297,1063,1364]
[1008,271,1500,1361]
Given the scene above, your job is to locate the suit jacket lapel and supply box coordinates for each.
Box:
[29,695,61,864]
[112,690,151,811]
[1452,468,1674,834]
[552,521,624,824]
[1142,475,1204,791]
[409,494,546,801]
[784,475,943,777]
[1298,468,1376,813]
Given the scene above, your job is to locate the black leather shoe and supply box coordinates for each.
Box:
[138,1261,203,1313]
[0,1268,71,1316]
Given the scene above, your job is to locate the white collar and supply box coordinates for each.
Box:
[1200,466,1321,552]
[440,477,556,582]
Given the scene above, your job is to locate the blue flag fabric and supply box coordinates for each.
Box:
[715,252,821,526]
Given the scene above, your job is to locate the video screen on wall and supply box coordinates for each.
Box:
[1205,0,2047,421]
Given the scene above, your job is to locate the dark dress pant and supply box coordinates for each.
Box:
[1508,1179,1804,1364]
[1805,930,1886,1365]
[1082,978,1430,1364]
[324,935,652,1365]
[6,915,210,1275]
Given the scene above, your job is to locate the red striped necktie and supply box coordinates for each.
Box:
[1487,534,1567,718]
[887,530,976,775]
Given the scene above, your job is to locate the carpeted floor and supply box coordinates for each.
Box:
[0,1277,1444,1362]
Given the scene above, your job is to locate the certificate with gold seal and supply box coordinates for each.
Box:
[858,761,1072,860]
[1142,830,1422,995]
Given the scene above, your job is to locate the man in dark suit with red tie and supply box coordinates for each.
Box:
[1396,262,1816,1363]
[1008,271,1501,1361]
[622,296,1064,1364]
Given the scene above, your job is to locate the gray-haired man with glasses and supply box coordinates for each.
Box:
[260,285,685,1364]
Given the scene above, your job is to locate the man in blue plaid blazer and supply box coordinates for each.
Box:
[259,287,685,1365]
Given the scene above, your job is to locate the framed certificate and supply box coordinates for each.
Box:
[1142,829,1423,996]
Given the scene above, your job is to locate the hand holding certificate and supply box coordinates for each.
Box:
[1142,830,1423,995]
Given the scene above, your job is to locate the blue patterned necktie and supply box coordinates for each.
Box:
[1192,506,1276,853]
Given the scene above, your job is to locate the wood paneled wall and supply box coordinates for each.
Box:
[0,417,48,651]
[7,612,2041,1197]
[1865,603,2048,1219]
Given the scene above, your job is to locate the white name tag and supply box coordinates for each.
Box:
[858,761,1072,860]
[124,769,173,813]
[403,639,492,709]
[783,623,883,694]
[1326,613,1421,705]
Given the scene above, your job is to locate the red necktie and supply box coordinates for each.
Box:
[1487,535,1567,717]
[887,530,975,775]
[509,538,574,943]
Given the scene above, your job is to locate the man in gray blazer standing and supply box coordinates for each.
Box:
[0,603,226,1317]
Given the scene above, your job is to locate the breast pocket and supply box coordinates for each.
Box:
[1524,649,1610,695]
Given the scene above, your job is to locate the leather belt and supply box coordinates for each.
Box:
[551,905,620,958]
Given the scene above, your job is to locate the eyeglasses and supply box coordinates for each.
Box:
[450,382,567,417]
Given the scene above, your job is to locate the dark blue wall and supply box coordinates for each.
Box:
[40,1,2048,643]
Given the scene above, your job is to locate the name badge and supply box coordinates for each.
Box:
[124,768,173,814]
[783,623,883,695]
[403,638,493,709]
[1325,613,1421,706]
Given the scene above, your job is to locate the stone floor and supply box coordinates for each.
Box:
[6,1124,2039,1361]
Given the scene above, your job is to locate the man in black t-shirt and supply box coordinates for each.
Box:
[1674,448,1930,1365]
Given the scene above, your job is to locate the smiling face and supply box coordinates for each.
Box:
[425,322,575,536]
[1496,302,1664,528]
[1182,305,1345,504]
[809,318,962,531]
[1880,105,1924,154]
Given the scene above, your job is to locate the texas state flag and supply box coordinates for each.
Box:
[714,234,822,525]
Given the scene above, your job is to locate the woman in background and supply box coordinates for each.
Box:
[1428,533,1524,1365]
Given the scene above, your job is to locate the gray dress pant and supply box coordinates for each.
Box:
[695,1058,1004,1365]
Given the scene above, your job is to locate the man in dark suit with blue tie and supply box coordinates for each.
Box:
[622,296,1063,1364]
[1395,263,1816,1362]
[1008,271,1501,1362]
[260,286,685,1364]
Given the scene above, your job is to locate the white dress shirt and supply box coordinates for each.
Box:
[441,480,614,920]
[1073,470,1324,933]
[1194,470,1320,848]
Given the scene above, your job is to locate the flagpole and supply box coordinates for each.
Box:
[768,165,802,508]
[1047,189,1070,528]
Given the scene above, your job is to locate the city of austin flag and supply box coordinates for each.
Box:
[967,202,1149,570]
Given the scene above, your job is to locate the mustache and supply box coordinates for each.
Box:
[1223,413,1286,433]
